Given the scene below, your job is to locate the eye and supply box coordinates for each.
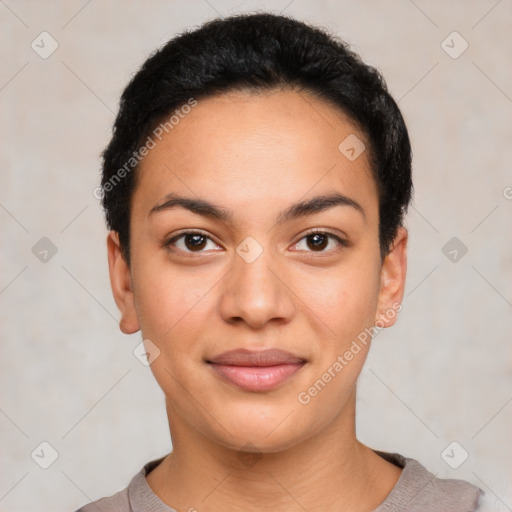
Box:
[291,230,347,253]
[164,228,347,256]
[164,230,221,254]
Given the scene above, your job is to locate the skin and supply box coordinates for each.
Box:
[107,87,408,512]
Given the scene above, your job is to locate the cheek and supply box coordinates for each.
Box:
[294,263,381,417]
[132,267,218,406]
[132,259,217,358]
[299,259,381,348]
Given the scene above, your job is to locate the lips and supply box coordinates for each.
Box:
[207,349,306,392]
[208,348,305,366]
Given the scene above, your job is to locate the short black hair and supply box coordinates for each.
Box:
[100,12,413,265]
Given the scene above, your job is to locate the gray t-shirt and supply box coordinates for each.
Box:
[75,451,483,511]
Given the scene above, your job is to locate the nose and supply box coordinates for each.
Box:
[219,243,296,329]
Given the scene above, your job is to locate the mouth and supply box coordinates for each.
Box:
[206,348,307,392]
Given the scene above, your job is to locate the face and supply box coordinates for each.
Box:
[108,88,407,453]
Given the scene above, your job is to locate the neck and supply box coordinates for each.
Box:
[146,394,401,512]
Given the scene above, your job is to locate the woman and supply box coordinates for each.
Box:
[77,12,483,511]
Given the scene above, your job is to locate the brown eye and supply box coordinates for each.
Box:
[165,231,221,254]
[183,233,207,251]
[292,231,346,253]
[306,233,329,251]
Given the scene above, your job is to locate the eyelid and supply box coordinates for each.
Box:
[163,229,221,249]
[164,227,348,254]
[291,227,348,249]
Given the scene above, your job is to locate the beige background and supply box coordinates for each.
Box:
[1,1,511,510]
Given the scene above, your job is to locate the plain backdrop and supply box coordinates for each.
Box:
[1,1,511,511]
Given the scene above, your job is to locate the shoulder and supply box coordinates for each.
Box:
[72,456,167,512]
[73,486,130,512]
[374,451,484,512]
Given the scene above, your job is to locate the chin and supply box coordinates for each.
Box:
[204,405,312,454]
[218,429,307,455]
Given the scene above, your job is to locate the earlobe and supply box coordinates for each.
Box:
[106,231,140,334]
[375,227,408,328]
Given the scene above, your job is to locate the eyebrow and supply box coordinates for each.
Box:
[149,192,365,224]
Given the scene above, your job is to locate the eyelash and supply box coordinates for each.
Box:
[163,228,348,256]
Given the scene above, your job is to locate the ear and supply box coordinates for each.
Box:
[375,227,408,328]
[106,231,140,334]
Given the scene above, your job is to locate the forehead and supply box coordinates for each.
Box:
[134,88,377,222]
